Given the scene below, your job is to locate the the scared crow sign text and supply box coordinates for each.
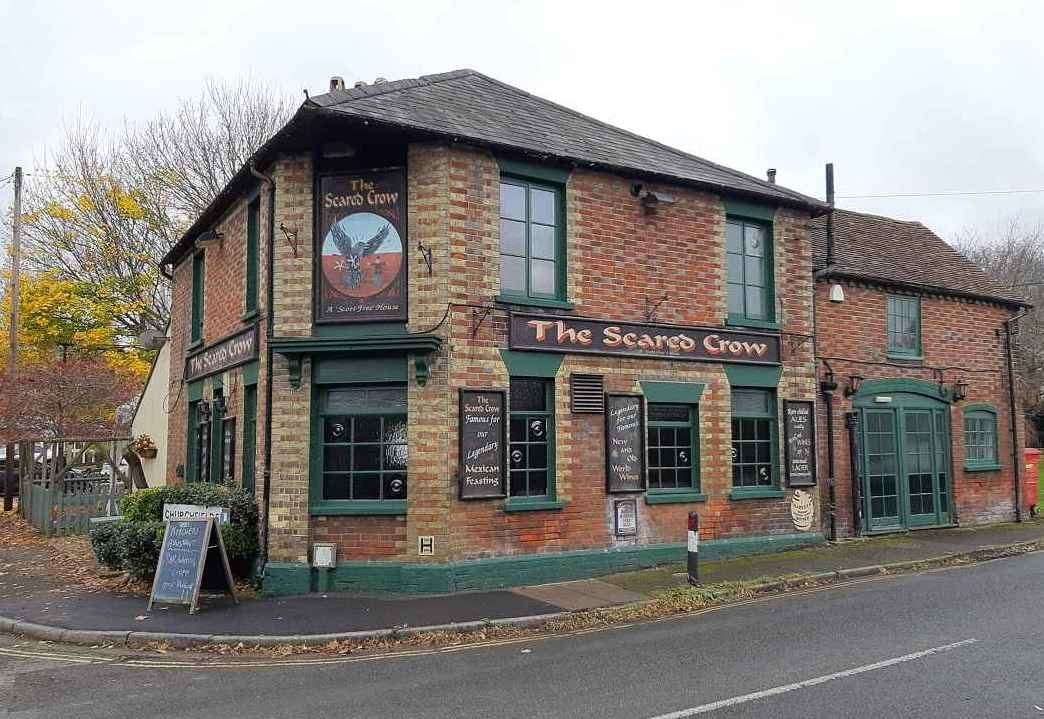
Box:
[317,170,407,323]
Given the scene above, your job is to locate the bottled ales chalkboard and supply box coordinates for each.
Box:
[783,400,817,487]
[605,394,645,493]
[148,517,237,614]
[459,389,507,499]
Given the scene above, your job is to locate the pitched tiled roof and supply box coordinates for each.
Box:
[811,208,1028,307]
[163,69,826,268]
[308,70,825,209]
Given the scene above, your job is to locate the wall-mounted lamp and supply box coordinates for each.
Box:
[844,374,864,397]
[639,190,676,214]
[195,229,224,251]
[829,283,845,303]
[952,379,968,401]
[820,369,838,394]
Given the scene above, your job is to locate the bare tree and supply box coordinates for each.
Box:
[955,218,1044,427]
[16,78,295,340]
[122,78,296,223]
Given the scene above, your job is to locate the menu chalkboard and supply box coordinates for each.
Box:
[459,389,507,499]
[605,394,645,493]
[148,518,237,614]
[783,400,817,487]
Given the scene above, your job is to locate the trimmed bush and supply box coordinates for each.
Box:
[90,483,259,581]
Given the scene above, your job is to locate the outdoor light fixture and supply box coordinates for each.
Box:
[845,375,864,397]
[195,229,224,250]
[829,283,845,303]
[820,369,838,393]
[952,379,968,401]
[639,189,676,214]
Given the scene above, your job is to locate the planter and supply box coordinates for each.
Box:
[137,448,157,459]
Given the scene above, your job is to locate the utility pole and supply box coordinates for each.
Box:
[5,167,22,512]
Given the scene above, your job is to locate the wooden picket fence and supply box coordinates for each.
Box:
[15,439,130,536]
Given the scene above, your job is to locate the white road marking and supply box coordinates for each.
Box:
[646,638,978,718]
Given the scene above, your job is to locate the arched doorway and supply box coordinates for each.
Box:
[853,381,953,532]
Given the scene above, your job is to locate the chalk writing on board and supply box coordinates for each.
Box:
[459,389,507,499]
[784,400,816,487]
[606,395,645,493]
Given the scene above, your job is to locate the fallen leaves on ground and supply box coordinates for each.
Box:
[0,509,150,596]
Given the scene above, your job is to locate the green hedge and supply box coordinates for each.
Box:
[89,484,259,581]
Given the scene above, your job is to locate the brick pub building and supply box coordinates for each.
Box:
[812,208,1029,537]
[160,70,833,595]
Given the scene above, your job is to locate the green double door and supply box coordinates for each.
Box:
[858,395,952,532]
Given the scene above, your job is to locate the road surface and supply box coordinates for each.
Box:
[2,552,1043,718]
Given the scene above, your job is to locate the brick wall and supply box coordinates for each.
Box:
[814,280,1023,535]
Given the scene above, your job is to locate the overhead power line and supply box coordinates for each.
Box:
[839,188,1044,199]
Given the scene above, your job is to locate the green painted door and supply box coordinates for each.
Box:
[859,397,951,532]
[863,409,902,531]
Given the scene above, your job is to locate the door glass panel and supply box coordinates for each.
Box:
[865,410,900,526]
[904,410,935,518]
[935,411,949,520]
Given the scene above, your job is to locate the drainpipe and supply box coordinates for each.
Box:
[250,161,277,570]
[825,163,836,266]
[820,359,838,541]
[1004,309,1028,522]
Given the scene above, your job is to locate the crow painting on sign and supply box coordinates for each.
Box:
[317,170,407,322]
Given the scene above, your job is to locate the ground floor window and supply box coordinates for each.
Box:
[242,384,258,494]
[319,385,408,502]
[509,378,554,498]
[731,388,777,489]
[221,416,236,483]
[191,400,212,483]
[647,403,698,491]
[964,406,999,469]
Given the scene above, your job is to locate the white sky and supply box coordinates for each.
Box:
[3,0,1044,242]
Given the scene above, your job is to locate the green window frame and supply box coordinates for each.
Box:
[313,385,408,514]
[964,404,1001,471]
[887,295,922,357]
[190,252,205,345]
[646,403,701,495]
[187,399,201,482]
[730,388,783,499]
[726,217,774,325]
[242,384,258,494]
[506,377,563,511]
[498,176,566,305]
[244,197,260,317]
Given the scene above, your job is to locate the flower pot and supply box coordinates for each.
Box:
[138,447,158,459]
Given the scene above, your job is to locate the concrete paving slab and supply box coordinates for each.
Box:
[512,579,644,610]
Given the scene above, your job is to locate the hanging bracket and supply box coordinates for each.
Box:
[280,223,300,258]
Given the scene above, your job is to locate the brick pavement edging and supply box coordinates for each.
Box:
[2,540,1038,651]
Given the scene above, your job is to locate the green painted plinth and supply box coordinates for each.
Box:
[261,532,824,597]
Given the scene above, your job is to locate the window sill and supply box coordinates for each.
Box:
[241,308,260,323]
[725,316,781,331]
[310,500,407,516]
[645,491,706,505]
[495,295,575,311]
[886,353,924,362]
[504,498,566,513]
[729,487,785,501]
[965,463,1003,473]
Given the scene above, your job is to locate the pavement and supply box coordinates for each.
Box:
[1,519,1043,644]
[2,545,1043,717]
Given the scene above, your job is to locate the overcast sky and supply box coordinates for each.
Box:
[3,0,1044,242]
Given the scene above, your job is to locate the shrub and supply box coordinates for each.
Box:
[91,483,260,581]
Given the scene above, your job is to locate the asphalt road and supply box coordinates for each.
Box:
[3,553,1044,718]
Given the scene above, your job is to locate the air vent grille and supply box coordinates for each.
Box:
[570,374,605,413]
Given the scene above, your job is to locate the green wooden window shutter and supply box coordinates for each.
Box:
[191,253,205,344]
[245,198,260,314]
[724,364,782,388]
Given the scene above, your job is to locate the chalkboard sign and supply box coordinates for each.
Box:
[605,394,645,493]
[783,400,817,487]
[459,389,507,499]
[148,518,237,614]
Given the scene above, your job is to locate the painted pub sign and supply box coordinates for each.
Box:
[509,313,781,365]
[317,170,407,323]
